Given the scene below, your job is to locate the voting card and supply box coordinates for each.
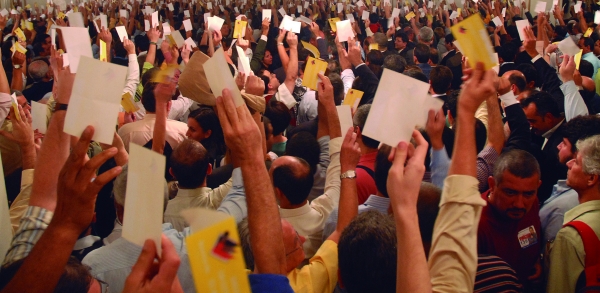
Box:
[59,27,94,73]
[167,30,185,48]
[492,16,502,27]
[152,11,159,27]
[145,19,150,31]
[262,9,271,20]
[10,94,21,122]
[328,17,341,32]
[168,2,174,10]
[336,20,354,42]
[100,39,108,61]
[362,10,369,20]
[363,68,430,146]
[233,19,247,38]
[278,7,286,15]
[451,14,497,70]
[203,47,245,107]
[299,15,313,24]
[289,21,301,34]
[534,1,546,13]
[337,2,344,12]
[67,11,85,27]
[337,105,353,134]
[208,16,224,32]
[182,209,251,293]
[0,9,8,17]
[14,28,26,42]
[584,27,593,38]
[416,95,445,128]
[301,40,320,58]
[123,143,166,254]
[184,10,190,17]
[343,88,363,110]
[121,92,139,113]
[183,19,193,31]
[368,43,378,51]
[185,37,197,48]
[405,11,415,20]
[302,57,327,91]
[116,25,128,40]
[120,9,129,18]
[574,49,583,69]
[162,23,172,35]
[236,46,251,78]
[64,56,127,144]
[346,13,355,22]
[515,19,529,40]
[31,101,47,134]
[392,7,400,18]
[574,0,581,13]
[558,36,581,57]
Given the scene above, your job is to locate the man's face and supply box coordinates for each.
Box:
[281,219,306,272]
[42,37,52,56]
[489,171,540,221]
[16,95,30,112]
[263,50,273,66]
[594,40,600,55]
[557,138,575,164]
[523,103,556,136]
[268,73,280,92]
[395,37,406,50]
[567,152,591,192]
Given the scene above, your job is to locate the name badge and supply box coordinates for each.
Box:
[518,225,538,249]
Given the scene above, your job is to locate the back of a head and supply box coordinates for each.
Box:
[383,54,407,74]
[578,59,594,78]
[135,34,150,52]
[285,131,320,173]
[419,26,434,43]
[444,34,454,45]
[576,134,600,176]
[520,91,561,118]
[429,47,439,65]
[112,164,170,211]
[272,157,314,204]
[499,42,517,62]
[563,115,600,153]
[353,104,380,149]
[329,73,345,105]
[28,60,49,82]
[237,218,255,271]
[0,257,92,293]
[141,82,158,112]
[374,32,388,48]
[417,182,441,245]
[264,100,291,136]
[430,66,453,94]
[339,210,397,293]
[367,50,384,66]
[170,139,210,189]
[403,69,428,83]
[414,43,430,64]
[493,149,541,183]
[475,118,487,154]
[507,71,527,92]
[515,63,537,85]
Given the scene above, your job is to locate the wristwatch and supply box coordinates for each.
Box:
[340,170,357,180]
[52,103,68,113]
[13,64,21,69]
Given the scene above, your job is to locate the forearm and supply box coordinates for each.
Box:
[395,209,432,293]
[485,96,504,154]
[11,69,24,91]
[284,46,298,93]
[146,43,157,65]
[325,103,342,139]
[449,115,477,177]
[277,44,289,72]
[331,172,358,241]
[241,158,286,275]
[152,103,168,154]
[29,111,69,211]
[20,144,36,170]
[561,80,588,121]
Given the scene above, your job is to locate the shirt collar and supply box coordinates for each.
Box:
[564,200,600,224]
[544,180,573,205]
[542,119,565,139]
[279,202,312,218]
[432,93,446,98]
[176,187,210,198]
[74,235,101,251]
[362,195,390,213]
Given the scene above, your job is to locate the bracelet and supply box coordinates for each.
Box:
[150,41,158,46]
[277,42,284,46]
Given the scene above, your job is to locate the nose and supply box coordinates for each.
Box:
[513,196,525,209]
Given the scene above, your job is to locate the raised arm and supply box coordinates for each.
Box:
[559,54,589,121]
[283,32,298,94]
[145,26,160,67]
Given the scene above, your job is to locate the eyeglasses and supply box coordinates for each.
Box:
[96,279,109,293]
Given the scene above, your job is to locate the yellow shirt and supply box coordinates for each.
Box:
[287,240,338,293]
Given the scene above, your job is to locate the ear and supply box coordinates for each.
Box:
[487,176,496,194]
[204,129,212,139]
[588,174,599,188]
[206,163,213,176]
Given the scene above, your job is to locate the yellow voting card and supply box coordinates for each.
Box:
[14,28,26,42]
[10,42,27,55]
[152,63,179,84]
[365,0,371,5]
[451,14,497,70]
[10,94,20,122]
[368,43,379,51]
[343,89,364,110]
[302,41,320,58]
[313,13,319,19]
[329,17,341,32]
[302,57,328,91]
[405,11,416,21]
[25,21,33,31]
[58,12,66,19]
[376,0,381,6]
[585,27,593,38]
[100,40,108,62]
[233,20,247,38]
[575,49,583,69]
[182,209,251,293]
[457,8,462,14]
[121,92,139,113]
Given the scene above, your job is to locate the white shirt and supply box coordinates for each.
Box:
[123,54,140,98]
[297,90,317,124]
[167,94,194,121]
[117,114,188,152]
[340,68,355,95]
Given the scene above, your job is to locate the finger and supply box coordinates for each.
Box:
[76,147,118,183]
[127,239,158,285]
[390,141,409,174]
[68,126,96,171]
[409,129,428,165]
[426,109,436,127]
[215,91,234,136]
[153,235,181,290]
[470,62,485,83]
[343,126,354,144]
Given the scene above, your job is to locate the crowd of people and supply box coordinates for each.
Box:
[0,0,599,291]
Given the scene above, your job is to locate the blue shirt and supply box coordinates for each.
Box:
[539,180,579,248]
[217,167,248,223]
[582,52,600,80]
[322,195,390,241]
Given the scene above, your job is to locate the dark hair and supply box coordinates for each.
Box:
[497,42,517,62]
[583,37,595,51]
[493,149,541,184]
[447,90,459,119]
[263,116,272,139]
[134,34,150,52]
[475,118,487,154]
[430,66,453,94]
[286,131,320,174]
[429,48,439,65]
[444,34,454,44]
[374,145,393,197]
[403,68,428,83]
[353,104,380,149]
[520,91,561,118]
[188,107,226,160]
[395,31,408,43]
[382,54,406,73]
[329,73,345,106]
[563,115,600,153]
[259,75,270,94]
[338,210,397,293]
[272,158,314,204]
[367,50,384,66]
[264,100,291,136]
[507,71,527,92]
[414,44,430,63]
[417,182,441,245]
[170,139,210,188]
[0,257,93,292]
[141,82,158,112]
[578,59,594,78]
[516,63,537,85]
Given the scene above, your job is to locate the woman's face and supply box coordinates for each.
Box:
[186,118,210,142]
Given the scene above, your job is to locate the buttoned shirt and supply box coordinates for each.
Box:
[287,240,338,293]
[547,200,600,293]
[164,178,233,231]
[3,206,54,266]
[539,180,579,246]
[117,114,187,152]
[280,137,342,259]
[322,194,390,241]
[9,169,34,234]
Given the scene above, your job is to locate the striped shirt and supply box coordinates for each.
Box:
[475,255,523,293]
[3,206,54,267]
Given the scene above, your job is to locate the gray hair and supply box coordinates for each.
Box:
[576,134,600,175]
[353,104,371,130]
[419,27,434,43]
[373,32,388,48]
[112,164,170,211]
[493,150,541,184]
[28,60,49,82]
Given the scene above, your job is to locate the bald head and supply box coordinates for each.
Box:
[28,60,50,82]
[270,156,313,205]
[502,70,526,95]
